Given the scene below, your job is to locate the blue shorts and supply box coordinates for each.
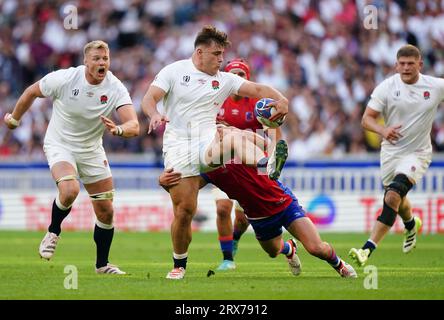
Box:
[248,200,306,241]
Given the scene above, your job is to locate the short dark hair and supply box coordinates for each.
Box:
[194,25,230,49]
[396,44,421,60]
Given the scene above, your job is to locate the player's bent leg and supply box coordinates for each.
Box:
[349,187,402,267]
[286,217,356,278]
[166,177,200,279]
[398,197,422,253]
[85,178,125,273]
[233,206,249,257]
[256,231,301,276]
[40,163,79,260]
[215,199,235,270]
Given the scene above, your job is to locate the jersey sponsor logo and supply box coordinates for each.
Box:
[231,109,239,116]
[86,91,94,97]
[100,95,108,104]
[198,79,206,85]
[423,91,430,100]
[212,80,219,90]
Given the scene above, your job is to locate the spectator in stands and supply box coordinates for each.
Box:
[1,0,443,159]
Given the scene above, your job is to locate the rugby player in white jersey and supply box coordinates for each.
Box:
[4,40,139,274]
[349,44,444,267]
[141,25,289,279]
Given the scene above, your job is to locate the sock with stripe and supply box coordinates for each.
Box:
[403,217,416,231]
[324,243,341,268]
[362,239,377,256]
[219,235,233,261]
[173,252,188,269]
[280,240,292,257]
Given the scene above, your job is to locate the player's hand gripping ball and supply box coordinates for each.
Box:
[254,98,286,128]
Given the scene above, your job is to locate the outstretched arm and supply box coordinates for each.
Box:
[4,82,44,129]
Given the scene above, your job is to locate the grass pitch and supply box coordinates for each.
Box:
[0,231,443,300]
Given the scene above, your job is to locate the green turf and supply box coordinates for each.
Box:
[0,231,443,300]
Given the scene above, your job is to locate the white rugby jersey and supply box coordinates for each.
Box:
[39,66,132,153]
[151,59,246,146]
[367,73,444,156]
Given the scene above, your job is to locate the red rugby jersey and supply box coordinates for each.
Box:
[216,96,262,131]
[202,161,293,219]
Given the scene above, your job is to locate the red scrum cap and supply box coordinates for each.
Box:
[224,58,251,80]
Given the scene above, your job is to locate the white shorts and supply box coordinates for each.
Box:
[163,128,219,178]
[44,142,112,184]
[380,150,431,187]
[211,187,244,212]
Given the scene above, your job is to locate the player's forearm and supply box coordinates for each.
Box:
[141,94,161,119]
[119,119,139,137]
[254,84,287,103]
[361,115,384,136]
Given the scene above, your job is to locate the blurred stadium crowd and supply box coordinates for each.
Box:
[1,0,444,163]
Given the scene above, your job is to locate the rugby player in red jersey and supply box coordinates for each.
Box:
[214,59,284,271]
[159,163,357,278]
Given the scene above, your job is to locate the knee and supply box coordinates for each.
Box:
[216,204,232,218]
[268,249,280,258]
[175,203,196,223]
[95,201,114,219]
[384,189,401,207]
[59,182,80,204]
